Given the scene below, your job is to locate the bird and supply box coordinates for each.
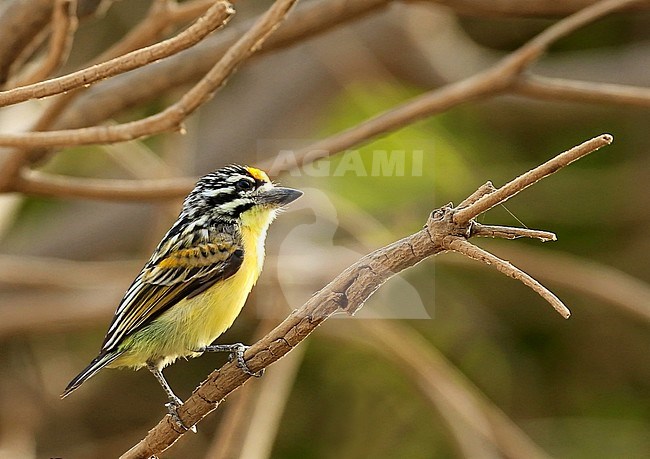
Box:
[61,164,302,429]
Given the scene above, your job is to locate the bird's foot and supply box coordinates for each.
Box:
[165,396,197,433]
[198,342,264,377]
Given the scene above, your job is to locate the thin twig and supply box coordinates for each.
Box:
[441,245,650,323]
[444,237,571,318]
[453,134,613,224]
[0,1,234,107]
[471,223,557,242]
[457,181,496,208]
[8,0,79,88]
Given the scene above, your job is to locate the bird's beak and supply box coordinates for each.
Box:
[258,186,303,207]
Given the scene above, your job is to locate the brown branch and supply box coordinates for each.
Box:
[453,134,613,224]
[7,0,78,89]
[0,0,298,149]
[102,0,218,60]
[31,0,219,134]
[15,169,195,201]
[441,245,650,323]
[444,237,571,318]
[512,74,650,108]
[471,223,557,242]
[0,0,54,85]
[267,0,639,173]
[0,1,234,107]
[120,135,610,458]
[39,0,392,137]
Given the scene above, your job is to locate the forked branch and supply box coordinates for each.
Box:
[120,135,613,458]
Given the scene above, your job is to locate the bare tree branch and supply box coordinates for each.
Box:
[0,1,234,107]
[120,135,611,458]
[454,134,613,223]
[0,0,298,149]
[471,223,557,242]
[7,0,79,89]
[267,0,638,173]
[513,74,650,107]
[444,237,571,318]
[0,0,54,85]
[15,169,195,201]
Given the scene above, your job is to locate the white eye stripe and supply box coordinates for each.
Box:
[225,174,252,183]
[203,186,234,197]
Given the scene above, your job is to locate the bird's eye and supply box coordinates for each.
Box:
[235,179,254,191]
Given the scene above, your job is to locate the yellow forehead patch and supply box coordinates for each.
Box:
[246,166,270,182]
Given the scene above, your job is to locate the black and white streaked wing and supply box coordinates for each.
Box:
[100,232,244,352]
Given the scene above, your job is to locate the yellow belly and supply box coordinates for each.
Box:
[111,207,274,370]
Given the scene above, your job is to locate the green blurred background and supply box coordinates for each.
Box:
[0,1,648,458]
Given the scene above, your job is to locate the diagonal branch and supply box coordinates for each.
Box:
[120,134,612,458]
[453,134,613,224]
[267,0,639,173]
[444,237,571,318]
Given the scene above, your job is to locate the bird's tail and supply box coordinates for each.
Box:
[61,350,122,399]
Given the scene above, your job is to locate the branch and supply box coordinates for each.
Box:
[0,0,54,85]
[6,0,78,89]
[453,134,613,223]
[0,0,298,149]
[471,223,556,242]
[15,169,195,201]
[0,0,234,107]
[266,0,639,173]
[444,237,571,318]
[512,74,650,108]
[120,135,612,458]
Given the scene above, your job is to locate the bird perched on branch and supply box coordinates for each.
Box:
[61,165,302,430]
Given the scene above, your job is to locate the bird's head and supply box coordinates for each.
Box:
[185,165,302,225]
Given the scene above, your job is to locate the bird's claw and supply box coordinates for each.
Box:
[199,342,264,377]
[165,400,197,433]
